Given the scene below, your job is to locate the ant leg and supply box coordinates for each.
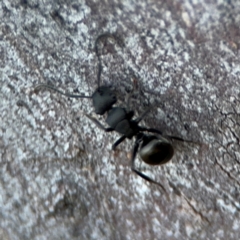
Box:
[168,136,185,142]
[139,126,163,135]
[140,127,198,145]
[85,114,113,132]
[140,130,198,145]
[134,108,152,123]
[34,84,92,99]
[112,136,126,150]
[131,139,169,197]
[167,135,200,145]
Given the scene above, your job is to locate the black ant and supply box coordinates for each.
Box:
[34,33,189,193]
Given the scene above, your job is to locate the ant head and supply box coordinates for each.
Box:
[92,86,117,115]
[139,136,174,165]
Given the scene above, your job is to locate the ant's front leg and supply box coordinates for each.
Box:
[85,114,114,132]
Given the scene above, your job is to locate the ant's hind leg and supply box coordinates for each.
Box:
[85,114,114,132]
[167,135,201,145]
[139,126,163,135]
[130,139,169,198]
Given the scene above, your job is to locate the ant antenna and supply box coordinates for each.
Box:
[94,33,124,88]
[34,84,92,99]
[35,33,124,97]
[94,35,103,88]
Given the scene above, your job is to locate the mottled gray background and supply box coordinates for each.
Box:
[1,0,240,239]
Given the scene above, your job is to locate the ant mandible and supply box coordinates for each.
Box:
[34,33,188,193]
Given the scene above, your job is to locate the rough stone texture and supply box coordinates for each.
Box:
[1,0,240,239]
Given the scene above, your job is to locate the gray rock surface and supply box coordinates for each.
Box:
[1,0,240,239]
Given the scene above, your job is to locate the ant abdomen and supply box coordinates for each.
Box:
[139,137,174,165]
